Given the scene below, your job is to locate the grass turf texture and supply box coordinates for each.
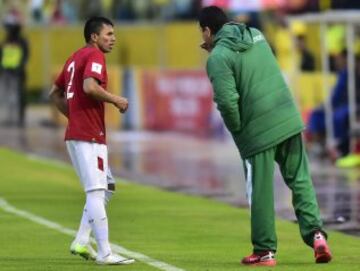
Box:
[0,148,359,271]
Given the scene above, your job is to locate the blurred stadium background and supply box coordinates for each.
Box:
[0,0,360,242]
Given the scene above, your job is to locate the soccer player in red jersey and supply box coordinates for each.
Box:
[49,17,134,265]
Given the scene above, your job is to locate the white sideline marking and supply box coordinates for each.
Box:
[26,154,70,169]
[0,197,185,271]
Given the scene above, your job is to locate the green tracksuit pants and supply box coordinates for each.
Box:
[243,133,326,253]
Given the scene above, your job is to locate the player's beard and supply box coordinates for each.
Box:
[100,44,112,53]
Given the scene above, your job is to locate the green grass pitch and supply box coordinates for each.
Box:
[0,148,359,270]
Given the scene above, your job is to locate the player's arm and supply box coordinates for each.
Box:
[83,77,128,113]
[49,84,68,117]
[206,53,241,133]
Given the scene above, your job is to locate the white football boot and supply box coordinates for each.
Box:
[96,253,135,265]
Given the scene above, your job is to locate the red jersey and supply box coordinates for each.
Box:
[55,46,108,144]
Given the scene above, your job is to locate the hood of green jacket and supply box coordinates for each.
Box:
[213,23,254,52]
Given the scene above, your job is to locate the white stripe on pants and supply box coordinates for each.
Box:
[245,159,253,207]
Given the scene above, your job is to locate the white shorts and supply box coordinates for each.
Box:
[66,140,115,192]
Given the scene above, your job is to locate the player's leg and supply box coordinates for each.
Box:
[71,206,92,245]
[67,141,134,265]
[85,189,133,264]
[85,145,111,258]
[66,141,92,245]
[275,133,331,263]
[74,169,115,246]
[66,141,96,260]
[241,147,277,266]
[91,144,134,264]
[68,184,115,260]
[85,189,111,257]
[67,141,110,257]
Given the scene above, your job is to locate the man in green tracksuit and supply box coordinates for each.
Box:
[199,6,332,266]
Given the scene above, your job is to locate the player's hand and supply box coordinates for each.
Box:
[114,96,128,113]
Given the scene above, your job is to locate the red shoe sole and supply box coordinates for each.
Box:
[242,260,277,267]
[315,245,332,263]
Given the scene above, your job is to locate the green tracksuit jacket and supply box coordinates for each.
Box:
[206,23,304,158]
[207,23,325,252]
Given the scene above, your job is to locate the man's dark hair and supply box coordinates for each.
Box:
[84,16,113,43]
[199,6,228,35]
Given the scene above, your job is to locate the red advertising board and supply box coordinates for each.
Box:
[141,70,215,136]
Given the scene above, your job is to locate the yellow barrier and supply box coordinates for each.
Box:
[0,22,338,124]
[290,71,336,122]
[0,22,204,90]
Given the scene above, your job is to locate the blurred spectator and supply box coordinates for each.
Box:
[291,20,315,71]
[0,12,29,127]
[326,24,346,72]
[335,55,360,168]
[153,0,172,20]
[331,0,360,9]
[3,0,360,25]
[233,12,262,31]
[101,0,113,17]
[51,0,67,24]
[112,0,136,21]
[29,0,44,23]
[284,0,319,14]
[111,0,200,22]
[295,35,315,71]
[61,0,78,24]
[307,50,349,157]
[273,11,293,71]
[112,0,153,21]
[173,0,201,20]
[79,0,103,20]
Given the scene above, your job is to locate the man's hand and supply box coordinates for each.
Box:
[113,96,128,113]
[83,78,129,113]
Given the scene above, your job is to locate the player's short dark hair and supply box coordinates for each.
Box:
[199,6,228,35]
[84,16,114,43]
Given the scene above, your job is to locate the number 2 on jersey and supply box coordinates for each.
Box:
[66,61,75,99]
